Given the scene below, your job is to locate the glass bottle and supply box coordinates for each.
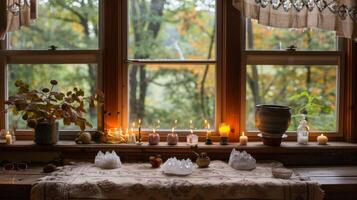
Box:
[297,114,309,145]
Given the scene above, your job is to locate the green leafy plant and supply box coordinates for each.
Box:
[4,80,104,131]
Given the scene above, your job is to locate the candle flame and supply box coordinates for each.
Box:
[172,127,175,133]
[242,132,245,136]
[207,123,210,129]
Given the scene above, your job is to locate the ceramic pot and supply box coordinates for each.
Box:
[255,104,291,135]
[34,121,59,145]
[196,153,210,168]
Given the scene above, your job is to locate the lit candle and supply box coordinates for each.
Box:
[167,127,178,145]
[148,128,160,145]
[219,123,230,138]
[125,128,129,143]
[239,132,248,146]
[206,123,212,139]
[138,119,142,143]
[5,131,12,144]
[205,123,213,145]
[219,123,230,145]
[317,134,328,145]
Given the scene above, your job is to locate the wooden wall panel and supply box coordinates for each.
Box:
[345,40,357,143]
[223,1,242,141]
[102,0,121,130]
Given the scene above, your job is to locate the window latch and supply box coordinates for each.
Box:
[48,45,58,51]
[286,45,297,51]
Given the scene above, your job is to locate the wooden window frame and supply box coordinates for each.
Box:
[0,0,356,143]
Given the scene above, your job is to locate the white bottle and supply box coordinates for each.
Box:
[297,114,309,145]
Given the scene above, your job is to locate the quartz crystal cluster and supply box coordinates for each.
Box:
[162,157,194,176]
[229,149,256,170]
[94,151,122,169]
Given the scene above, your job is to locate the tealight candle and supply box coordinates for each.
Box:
[317,134,328,145]
[148,129,160,145]
[186,130,198,145]
[5,131,12,144]
[167,128,178,145]
[239,132,248,146]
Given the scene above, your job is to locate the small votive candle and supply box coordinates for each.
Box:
[186,130,198,145]
[5,131,12,144]
[128,134,136,144]
[317,134,328,145]
[167,128,178,145]
[148,129,160,145]
[239,132,248,146]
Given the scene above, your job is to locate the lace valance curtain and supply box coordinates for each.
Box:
[233,0,357,41]
[0,0,37,40]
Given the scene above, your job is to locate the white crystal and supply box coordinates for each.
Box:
[229,149,256,170]
[94,151,122,169]
[162,157,194,176]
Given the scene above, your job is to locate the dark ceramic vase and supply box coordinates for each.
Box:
[34,121,59,145]
[255,104,291,135]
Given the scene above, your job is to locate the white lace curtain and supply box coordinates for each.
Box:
[0,0,37,40]
[233,0,357,41]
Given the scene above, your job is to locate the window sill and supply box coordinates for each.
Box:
[1,141,357,165]
[1,140,357,151]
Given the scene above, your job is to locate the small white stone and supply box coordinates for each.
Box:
[162,157,194,175]
[228,149,256,170]
[94,151,122,169]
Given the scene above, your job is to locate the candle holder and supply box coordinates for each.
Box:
[167,132,178,145]
[220,137,228,145]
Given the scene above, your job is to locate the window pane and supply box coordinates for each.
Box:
[128,0,216,60]
[7,64,98,130]
[9,0,99,50]
[246,19,337,51]
[128,64,216,129]
[246,65,337,132]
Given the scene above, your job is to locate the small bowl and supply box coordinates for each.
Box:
[272,167,293,179]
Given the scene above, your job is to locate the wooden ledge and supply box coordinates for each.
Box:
[1,141,357,151]
[1,141,357,165]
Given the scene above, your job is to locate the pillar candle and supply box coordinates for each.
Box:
[317,134,328,145]
[239,132,248,146]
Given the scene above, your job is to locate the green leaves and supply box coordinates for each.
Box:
[5,80,104,131]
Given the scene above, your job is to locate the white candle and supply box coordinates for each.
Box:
[239,132,248,146]
[317,134,328,145]
[5,132,12,144]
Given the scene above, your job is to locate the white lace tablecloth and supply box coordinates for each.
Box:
[31,161,324,200]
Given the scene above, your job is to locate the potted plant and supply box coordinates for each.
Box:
[4,80,104,145]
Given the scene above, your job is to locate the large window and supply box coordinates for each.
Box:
[127,0,217,129]
[244,19,340,134]
[2,0,100,132]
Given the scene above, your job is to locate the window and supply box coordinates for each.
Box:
[2,0,100,133]
[243,19,341,134]
[126,0,217,129]
[9,0,99,50]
